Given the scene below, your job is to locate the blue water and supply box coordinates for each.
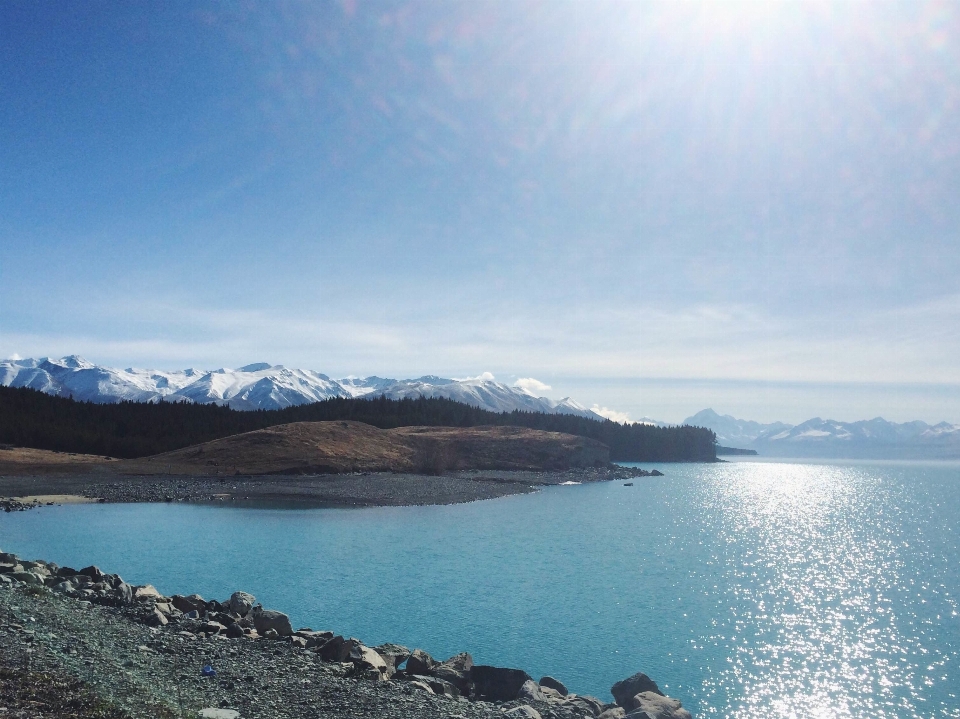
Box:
[2,459,959,717]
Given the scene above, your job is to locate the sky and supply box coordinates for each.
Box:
[2,1,960,424]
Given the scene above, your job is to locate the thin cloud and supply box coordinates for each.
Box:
[513,377,552,394]
[591,405,633,424]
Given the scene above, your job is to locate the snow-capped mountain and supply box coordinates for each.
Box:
[682,408,791,446]
[682,407,960,459]
[752,417,960,458]
[0,356,604,419]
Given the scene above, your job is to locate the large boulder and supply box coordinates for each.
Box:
[373,643,410,679]
[348,642,389,679]
[612,672,662,708]
[11,571,43,585]
[518,680,545,703]
[566,695,606,716]
[115,581,134,604]
[470,665,533,702]
[172,594,206,613]
[624,692,691,719]
[228,591,256,616]
[540,676,568,696]
[78,566,105,581]
[251,606,293,637]
[405,648,437,675]
[319,635,347,662]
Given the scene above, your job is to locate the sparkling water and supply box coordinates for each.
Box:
[2,458,958,717]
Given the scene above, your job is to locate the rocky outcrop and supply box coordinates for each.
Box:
[612,671,663,704]
[0,548,694,718]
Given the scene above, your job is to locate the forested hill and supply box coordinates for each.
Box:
[0,386,716,462]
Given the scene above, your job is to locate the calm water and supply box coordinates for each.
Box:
[2,459,959,717]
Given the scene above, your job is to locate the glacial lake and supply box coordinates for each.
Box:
[2,459,959,718]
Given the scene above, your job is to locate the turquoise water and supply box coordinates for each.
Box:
[2,459,959,717]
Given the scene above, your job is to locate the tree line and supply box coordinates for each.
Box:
[0,386,716,462]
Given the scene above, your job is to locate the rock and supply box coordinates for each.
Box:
[470,665,533,702]
[134,585,162,601]
[432,664,472,695]
[172,594,206,613]
[612,672,663,708]
[518,680,545,703]
[599,709,627,719]
[199,709,240,719]
[201,621,226,635]
[0,552,17,564]
[406,648,437,675]
[372,643,410,678]
[298,630,334,649]
[319,635,347,661]
[541,687,566,703]
[565,695,606,716]
[503,707,542,719]
[251,606,293,637]
[115,582,134,604]
[263,628,279,639]
[146,609,168,627]
[225,623,245,639]
[408,679,435,694]
[228,591,256,616]
[540,676,569,696]
[441,652,474,672]
[624,692,691,719]
[78,565,105,581]
[11,571,42,585]
[348,642,388,679]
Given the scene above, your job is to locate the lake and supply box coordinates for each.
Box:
[2,458,959,718]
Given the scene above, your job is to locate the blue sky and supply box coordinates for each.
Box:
[2,1,960,424]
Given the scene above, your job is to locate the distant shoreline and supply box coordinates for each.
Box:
[0,465,662,511]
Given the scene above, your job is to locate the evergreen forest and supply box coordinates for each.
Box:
[0,386,717,462]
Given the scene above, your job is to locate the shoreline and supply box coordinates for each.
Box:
[1,465,662,511]
[0,549,692,719]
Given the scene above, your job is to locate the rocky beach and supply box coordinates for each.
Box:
[0,549,692,719]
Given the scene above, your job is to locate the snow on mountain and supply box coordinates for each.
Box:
[752,416,960,458]
[0,356,604,419]
[682,408,792,446]
[682,407,960,458]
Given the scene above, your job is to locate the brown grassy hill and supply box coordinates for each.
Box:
[122,421,609,476]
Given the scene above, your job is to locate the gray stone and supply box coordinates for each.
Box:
[624,693,691,719]
[198,710,240,719]
[518,680,545,703]
[372,643,410,678]
[408,679,435,694]
[251,606,293,637]
[228,591,256,616]
[172,594,206,613]
[612,672,662,708]
[405,648,437,675]
[348,642,388,679]
[565,695,606,716]
[599,709,627,719]
[470,665,533,702]
[134,584,162,601]
[503,707,542,719]
[11,571,42,585]
[78,565,105,581]
[146,609,168,627]
[539,676,569,696]
[115,581,134,604]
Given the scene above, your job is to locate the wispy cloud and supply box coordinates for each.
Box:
[513,377,551,394]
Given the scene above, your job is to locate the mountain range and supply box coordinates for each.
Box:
[0,356,602,419]
[683,408,960,459]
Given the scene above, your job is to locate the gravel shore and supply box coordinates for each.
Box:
[1,466,659,509]
[0,550,691,719]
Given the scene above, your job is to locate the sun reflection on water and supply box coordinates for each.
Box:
[692,461,959,718]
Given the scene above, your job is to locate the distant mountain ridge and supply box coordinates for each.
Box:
[0,356,603,420]
[682,408,960,459]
